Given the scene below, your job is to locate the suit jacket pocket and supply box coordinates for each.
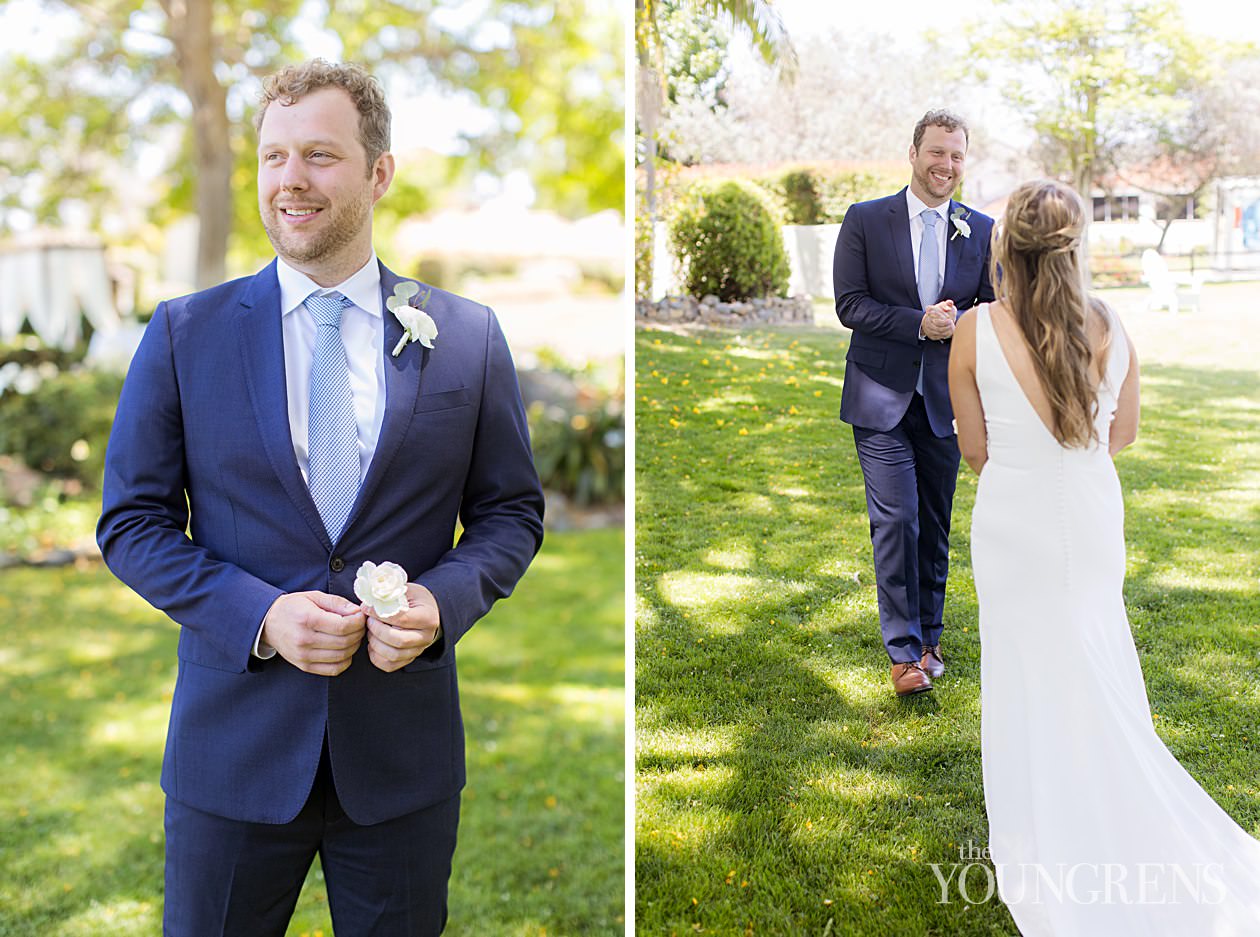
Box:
[177,631,247,674]
[414,387,471,413]
[847,345,886,370]
[402,652,455,673]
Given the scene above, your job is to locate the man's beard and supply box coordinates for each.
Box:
[915,165,957,201]
[260,188,372,266]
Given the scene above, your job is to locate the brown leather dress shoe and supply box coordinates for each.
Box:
[891,661,933,696]
[921,644,945,679]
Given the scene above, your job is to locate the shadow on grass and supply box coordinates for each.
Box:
[3,526,625,937]
[636,324,1260,935]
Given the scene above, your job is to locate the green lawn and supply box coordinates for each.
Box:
[635,284,1260,935]
[0,526,624,937]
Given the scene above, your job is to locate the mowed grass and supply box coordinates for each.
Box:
[0,527,624,937]
[635,282,1260,935]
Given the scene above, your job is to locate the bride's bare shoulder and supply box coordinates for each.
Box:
[1086,295,1129,340]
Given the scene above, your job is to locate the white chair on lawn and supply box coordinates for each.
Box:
[1141,248,1205,314]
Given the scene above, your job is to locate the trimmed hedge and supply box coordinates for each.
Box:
[667,180,790,301]
[758,165,907,225]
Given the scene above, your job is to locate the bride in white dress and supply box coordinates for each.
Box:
[948,178,1260,936]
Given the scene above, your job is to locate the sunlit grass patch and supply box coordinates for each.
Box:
[637,297,1260,933]
[1,527,623,937]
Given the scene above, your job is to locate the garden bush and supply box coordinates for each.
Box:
[668,180,790,301]
[529,396,625,507]
[777,169,826,225]
[751,165,908,225]
[0,367,122,488]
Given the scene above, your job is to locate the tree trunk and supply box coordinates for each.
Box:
[1155,218,1172,253]
[637,61,661,298]
[635,0,666,299]
[163,0,231,289]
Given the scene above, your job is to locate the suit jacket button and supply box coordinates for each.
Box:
[330,557,345,572]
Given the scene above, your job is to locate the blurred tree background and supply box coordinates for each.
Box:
[0,0,626,521]
[0,0,623,288]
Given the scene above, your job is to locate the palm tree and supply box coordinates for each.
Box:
[635,0,794,296]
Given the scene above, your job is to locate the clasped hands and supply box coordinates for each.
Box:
[261,584,441,676]
[921,300,958,341]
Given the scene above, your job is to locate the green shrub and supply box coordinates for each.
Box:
[668,180,790,301]
[529,392,625,507]
[635,213,655,300]
[752,166,908,225]
[0,368,123,487]
[778,169,825,225]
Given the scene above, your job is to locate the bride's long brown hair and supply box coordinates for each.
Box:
[992,179,1110,448]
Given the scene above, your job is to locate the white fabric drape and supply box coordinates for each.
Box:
[0,246,120,349]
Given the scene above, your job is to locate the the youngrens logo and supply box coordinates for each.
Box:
[930,841,1227,906]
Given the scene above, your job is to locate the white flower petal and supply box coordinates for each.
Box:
[354,560,410,617]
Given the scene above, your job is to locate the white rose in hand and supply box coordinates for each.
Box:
[353,560,410,619]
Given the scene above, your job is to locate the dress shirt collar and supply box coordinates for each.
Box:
[277,252,382,318]
[906,188,950,225]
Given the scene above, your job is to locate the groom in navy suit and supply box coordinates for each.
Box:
[98,60,544,934]
[832,109,994,696]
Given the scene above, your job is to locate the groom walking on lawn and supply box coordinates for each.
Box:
[832,109,994,697]
[98,59,544,935]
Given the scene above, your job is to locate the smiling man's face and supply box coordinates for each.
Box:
[909,124,967,208]
[257,86,393,285]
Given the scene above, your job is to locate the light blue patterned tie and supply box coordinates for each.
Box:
[306,292,359,541]
[917,209,941,395]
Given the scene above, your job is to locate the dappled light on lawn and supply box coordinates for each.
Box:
[636,301,1260,933]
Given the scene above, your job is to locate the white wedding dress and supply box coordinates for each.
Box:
[970,303,1260,936]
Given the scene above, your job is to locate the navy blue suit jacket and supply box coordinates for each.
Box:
[98,259,544,826]
[833,187,995,437]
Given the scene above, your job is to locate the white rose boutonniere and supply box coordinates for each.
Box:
[353,560,410,619]
[386,281,437,356]
[950,205,972,241]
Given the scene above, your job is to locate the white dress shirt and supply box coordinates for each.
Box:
[906,188,948,303]
[255,254,388,658]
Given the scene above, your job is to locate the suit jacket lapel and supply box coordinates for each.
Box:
[943,199,965,298]
[885,189,919,307]
[235,260,331,547]
[343,262,426,535]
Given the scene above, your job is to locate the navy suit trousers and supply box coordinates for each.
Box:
[852,393,961,661]
[163,736,460,937]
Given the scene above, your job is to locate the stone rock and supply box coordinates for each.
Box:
[636,293,815,326]
[27,548,77,567]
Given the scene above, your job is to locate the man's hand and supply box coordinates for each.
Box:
[364,583,442,673]
[261,592,366,676]
[921,300,958,341]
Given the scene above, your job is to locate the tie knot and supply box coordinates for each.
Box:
[922,210,939,229]
[305,292,351,329]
